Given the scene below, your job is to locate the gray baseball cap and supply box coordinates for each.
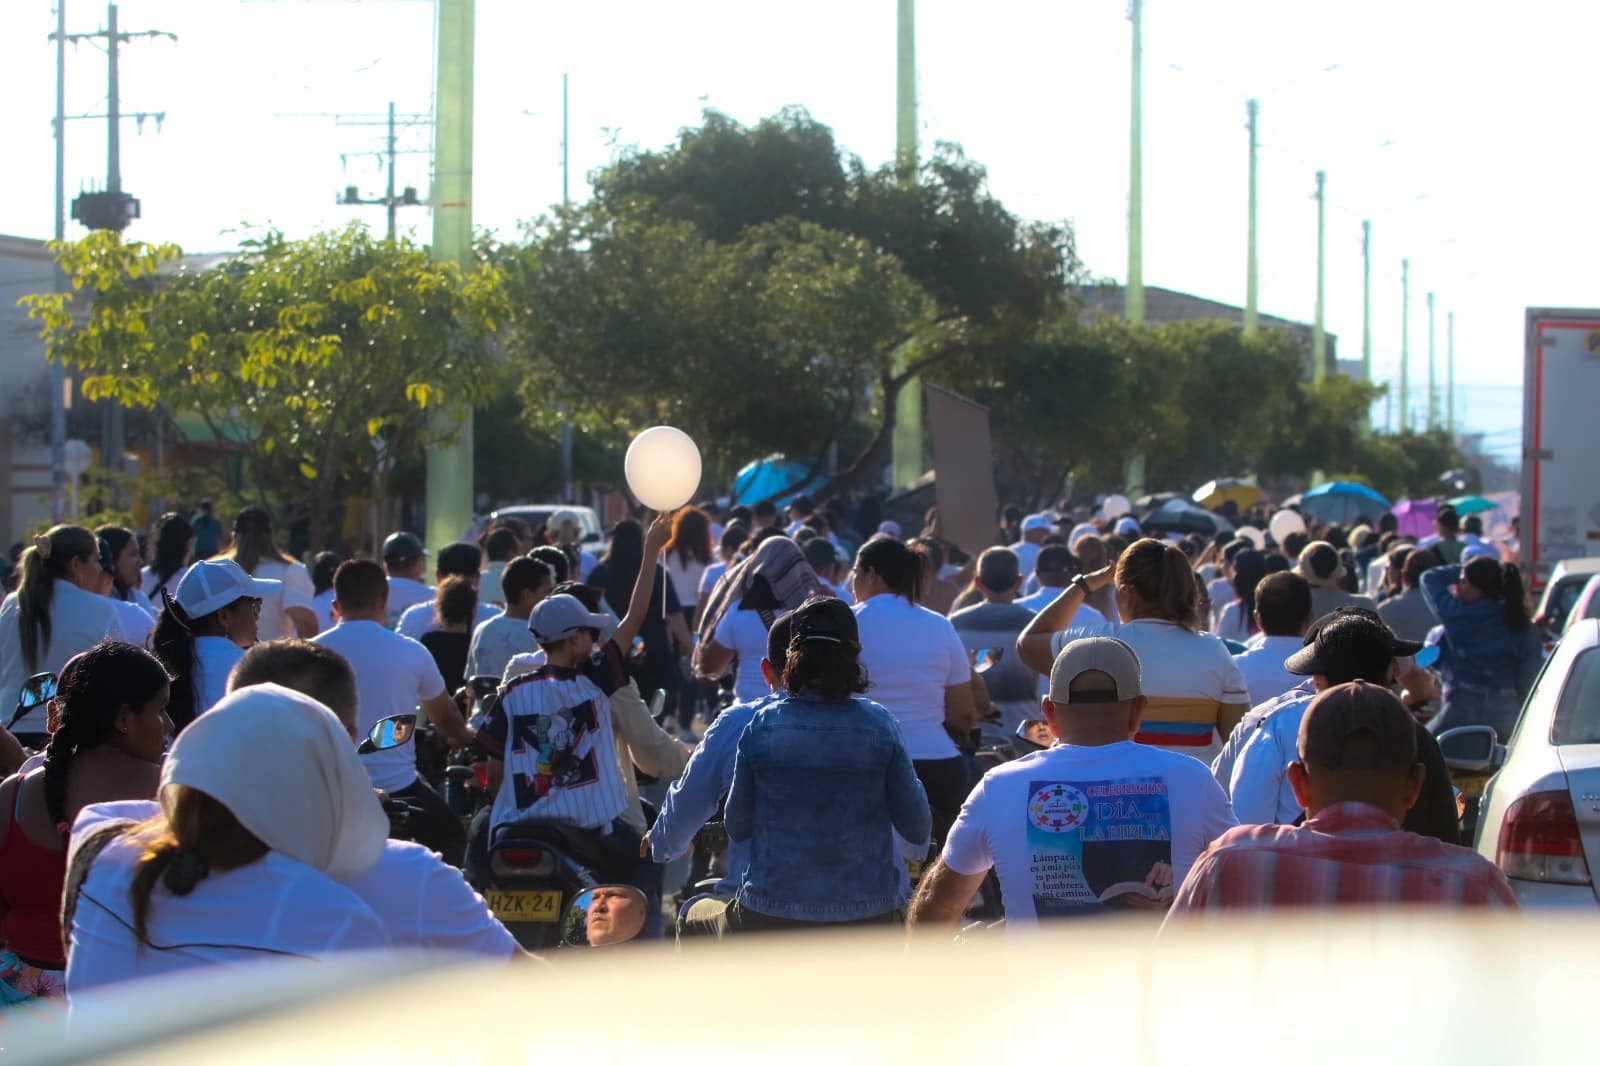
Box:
[527,593,611,644]
[1048,636,1143,704]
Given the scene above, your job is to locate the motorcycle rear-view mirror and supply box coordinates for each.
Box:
[1014,718,1053,751]
[562,884,649,948]
[357,714,417,755]
[8,672,58,729]
[467,675,500,700]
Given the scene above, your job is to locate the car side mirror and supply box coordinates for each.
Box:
[357,713,418,755]
[1436,725,1504,774]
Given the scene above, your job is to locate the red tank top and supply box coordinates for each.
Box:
[0,778,68,968]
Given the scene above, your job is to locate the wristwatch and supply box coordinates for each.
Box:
[1068,574,1091,596]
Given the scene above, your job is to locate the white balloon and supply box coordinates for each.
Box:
[1269,509,1307,545]
[1103,494,1132,520]
[1237,525,1266,551]
[624,426,703,511]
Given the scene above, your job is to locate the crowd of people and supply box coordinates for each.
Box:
[0,489,1540,1009]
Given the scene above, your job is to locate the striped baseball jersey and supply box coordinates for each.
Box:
[476,640,630,832]
[1052,618,1250,765]
[1164,803,1517,913]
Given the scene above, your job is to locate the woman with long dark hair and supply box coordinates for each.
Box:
[0,643,169,1005]
[419,576,477,694]
[95,526,157,649]
[141,513,194,601]
[225,506,316,640]
[664,508,714,733]
[589,520,692,707]
[150,560,279,732]
[708,597,930,934]
[1019,538,1251,765]
[1212,549,1267,644]
[0,526,124,745]
[1421,557,1543,740]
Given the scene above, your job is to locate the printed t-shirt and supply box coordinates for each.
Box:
[942,740,1238,925]
[853,593,972,761]
[713,608,784,704]
[313,621,447,791]
[1050,618,1249,765]
[476,640,631,832]
[66,804,390,995]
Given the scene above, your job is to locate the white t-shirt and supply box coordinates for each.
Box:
[942,741,1238,925]
[664,553,709,608]
[0,580,125,733]
[577,549,599,582]
[140,565,189,601]
[383,576,434,630]
[1213,601,1252,644]
[467,612,537,682]
[1015,588,1109,625]
[1010,541,1042,579]
[343,839,516,958]
[698,561,730,603]
[478,561,506,606]
[1231,635,1305,708]
[109,596,155,650]
[193,636,244,718]
[713,608,784,704]
[313,621,447,791]
[1228,688,1316,826]
[249,559,316,641]
[1050,618,1250,765]
[853,593,971,760]
[66,803,390,996]
[396,599,498,641]
[313,589,337,634]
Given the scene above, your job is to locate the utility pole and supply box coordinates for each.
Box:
[1243,98,1258,334]
[559,74,573,499]
[891,0,921,489]
[1447,310,1456,434]
[1426,290,1437,429]
[1126,0,1145,325]
[1361,219,1372,383]
[49,1,68,519]
[1312,170,1326,384]
[335,102,428,241]
[561,73,570,209]
[424,0,476,555]
[1399,258,1411,433]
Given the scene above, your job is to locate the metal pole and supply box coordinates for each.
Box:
[50,0,68,520]
[559,75,573,498]
[107,3,120,194]
[1312,170,1326,384]
[1361,220,1372,382]
[561,73,570,208]
[1447,310,1456,434]
[385,100,397,241]
[424,0,476,553]
[1243,98,1258,334]
[1426,291,1437,429]
[1126,0,1144,325]
[891,0,921,488]
[1399,258,1410,433]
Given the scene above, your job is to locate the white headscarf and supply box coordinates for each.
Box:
[160,683,387,881]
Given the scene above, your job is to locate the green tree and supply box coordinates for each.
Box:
[23,226,506,547]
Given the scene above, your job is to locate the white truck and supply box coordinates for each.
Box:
[1522,308,1600,593]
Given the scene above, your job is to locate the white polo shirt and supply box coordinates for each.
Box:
[853,593,972,761]
[313,620,448,791]
[0,580,125,733]
[251,559,316,641]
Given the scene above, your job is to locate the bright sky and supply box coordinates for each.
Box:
[6,0,1589,464]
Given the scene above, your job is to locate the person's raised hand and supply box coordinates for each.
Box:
[644,511,674,555]
[1085,566,1116,591]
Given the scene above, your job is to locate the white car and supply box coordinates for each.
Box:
[1534,557,1600,644]
[1440,618,1600,906]
[480,504,604,548]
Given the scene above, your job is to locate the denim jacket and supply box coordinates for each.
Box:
[725,690,931,921]
[1420,565,1543,697]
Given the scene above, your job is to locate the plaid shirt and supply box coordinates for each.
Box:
[1166,802,1517,914]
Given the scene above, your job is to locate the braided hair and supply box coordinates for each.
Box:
[42,642,171,834]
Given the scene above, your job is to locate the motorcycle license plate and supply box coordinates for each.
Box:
[486,890,563,922]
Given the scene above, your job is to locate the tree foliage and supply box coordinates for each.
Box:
[22,226,505,547]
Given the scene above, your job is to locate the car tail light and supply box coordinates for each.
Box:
[1496,790,1594,885]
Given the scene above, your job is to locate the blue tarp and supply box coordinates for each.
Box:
[729,456,825,507]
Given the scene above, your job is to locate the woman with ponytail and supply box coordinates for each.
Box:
[0,643,168,1005]
[150,560,280,733]
[95,526,157,650]
[140,513,194,601]
[1020,537,1251,763]
[224,506,317,640]
[0,526,124,745]
[62,683,390,995]
[1421,554,1543,740]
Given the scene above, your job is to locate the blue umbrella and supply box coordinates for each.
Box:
[729,456,824,507]
[1298,481,1390,526]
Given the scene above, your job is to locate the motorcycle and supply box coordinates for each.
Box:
[478,817,619,951]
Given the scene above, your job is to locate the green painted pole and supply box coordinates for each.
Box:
[1312,170,1326,384]
[1361,219,1372,382]
[1126,0,1144,325]
[1244,98,1258,335]
[1426,290,1437,429]
[1399,258,1410,433]
[425,0,475,552]
[1447,309,1455,434]
[891,0,922,489]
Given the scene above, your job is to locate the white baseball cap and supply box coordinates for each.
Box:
[172,559,281,619]
[1021,513,1053,534]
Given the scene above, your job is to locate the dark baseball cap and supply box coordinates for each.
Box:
[1298,681,1418,771]
[381,531,427,563]
[787,596,859,651]
[435,541,483,578]
[1285,610,1422,679]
